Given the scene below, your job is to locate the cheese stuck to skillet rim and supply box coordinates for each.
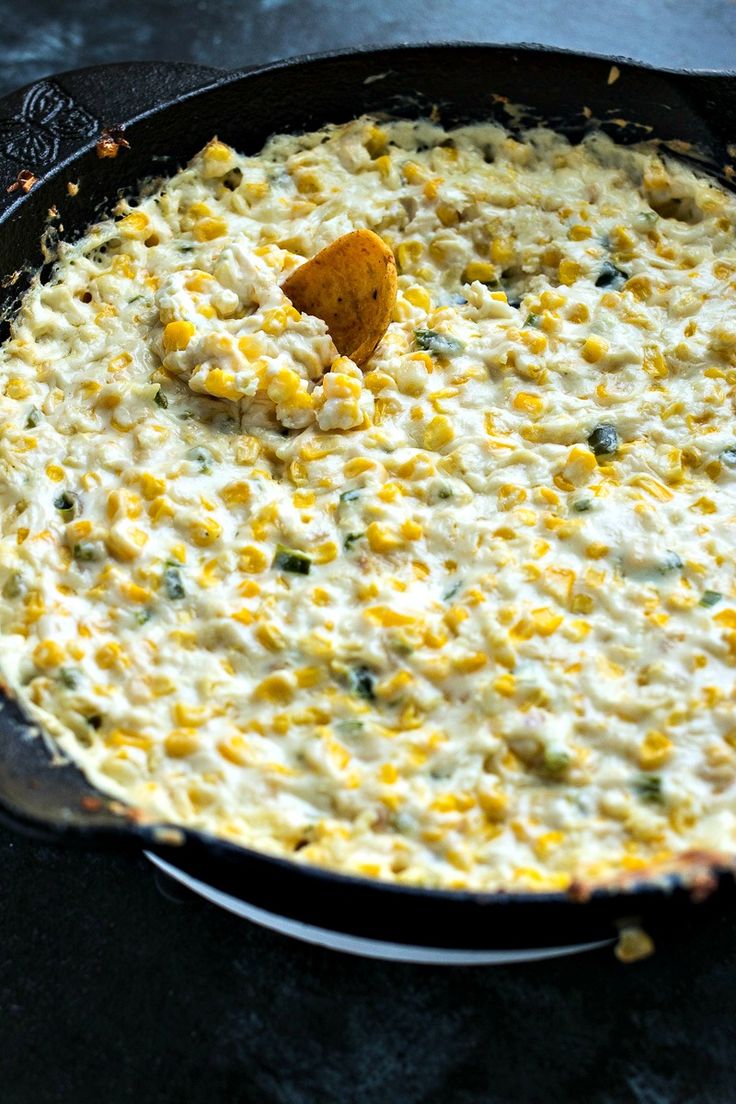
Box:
[2,116,736,893]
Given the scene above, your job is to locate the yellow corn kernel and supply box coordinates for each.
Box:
[611,224,635,251]
[463,261,497,284]
[379,763,399,785]
[215,734,250,766]
[172,702,210,727]
[366,523,403,554]
[188,518,222,547]
[581,335,609,363]
[376,670,414,698]
[148,496,175,523]
[203,368,241,401]
[377,482,401,502]
[106,489,142,521]
[118,211,149,236]
[490,238,514,266]
[402,160,426,184]
[453,652,488,673]
[423,627,448,649]
[626,275,652,301]
[204,139,232,164]
[218,481,251,508]
[630,475,672,502]
[638,730,673,770]
[519,328,547,355]
[5,378,31,400]
[44,463,64,483]
[404,286,432,312]
[643,345,668,378]
[309,541,336,565]
[714,609,736,629]
[540,289,565,311]
[422,415,454,451]
[194,216,227,241]
[95,642,128,670]
[272,714,291,736]
[163,320,195,352]
[165,729,200,758]
[232,608,254,626]
[533,831,565,860]
[120,581,151,604]
[513,391,544,416]
[238,545,268,573]
[236,334,265,361]
[343,457,377,480]
[478,789,508,822]
[138,473,166,500]
[493,673,516,697]
[364,606,416,628]
[444,606,469,633]
[372,155,392,178]
[435,202,458,226]
[396,241,423,271]
[65,518,93,543]
[106,526,148,561]
[243,181,269,203]
[542,567,575,606]
[531,607,563,636]
[399,518,423,541]
[111,255,136,279]
[562,445,597,486]
[253,672,294,703]
[568,224,592,241]
[295,666,321,688]
[558,259,582,286]
[432,792,474,814]
[32,639,65,669]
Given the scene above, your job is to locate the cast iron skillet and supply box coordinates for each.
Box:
[1,43,735,953]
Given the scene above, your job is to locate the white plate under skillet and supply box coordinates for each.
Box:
[146,852,614,964]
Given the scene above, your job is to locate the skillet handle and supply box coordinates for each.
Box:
[0,61,224,212]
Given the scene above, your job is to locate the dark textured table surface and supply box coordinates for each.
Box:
[2,3,736,1102]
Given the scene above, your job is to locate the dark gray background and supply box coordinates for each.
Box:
[1,2,736,1102]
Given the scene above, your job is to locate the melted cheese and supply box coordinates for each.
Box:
[2,118,736,891]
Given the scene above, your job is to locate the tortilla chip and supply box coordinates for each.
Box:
[281,229,397,367]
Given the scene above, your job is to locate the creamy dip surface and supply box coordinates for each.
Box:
[2,117,736,892]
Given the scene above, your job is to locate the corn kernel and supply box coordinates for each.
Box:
[453,652,488,673]
[239,545,268,573]
[513,391,543,416]
[422,415,454,451]
[581,335,609,363]
[95,642,128,670]
[558,259,582,285]
[638,730,673,770]
[531,607,563,636]
[253,672,294,703]
[399,518,423,541]
[163,320,195,352]
[32,639,65,669]
[203,368,241,401]
[188,518,222,547]
[194,216,227,241]
[165,729,200,757]
[366,523,402,554]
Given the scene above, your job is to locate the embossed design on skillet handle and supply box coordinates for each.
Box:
[0,61,223,216]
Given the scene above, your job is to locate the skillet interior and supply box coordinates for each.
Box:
[1,43,736,949]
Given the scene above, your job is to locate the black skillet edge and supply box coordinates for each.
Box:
[1,45,735,948]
